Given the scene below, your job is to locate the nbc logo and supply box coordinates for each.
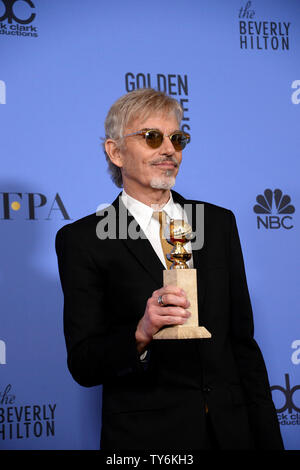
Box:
[253,189,295,229]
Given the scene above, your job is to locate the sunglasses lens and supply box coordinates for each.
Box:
[143,130,190,150]
[145,130,163,148]
[170,132,189,150]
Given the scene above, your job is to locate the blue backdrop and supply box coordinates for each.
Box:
[0,0,299,450]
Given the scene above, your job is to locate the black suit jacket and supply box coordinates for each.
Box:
[55,190,283,450]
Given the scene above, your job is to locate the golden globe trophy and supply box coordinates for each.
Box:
[153,219,211,340]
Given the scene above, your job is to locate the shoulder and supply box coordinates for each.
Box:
[193,201,235,238]
[56,211,97,236]
[55,210,104,251]
[194,199,233,217]
[172,190,234,223]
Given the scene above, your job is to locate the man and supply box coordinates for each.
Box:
[56,88,283,450]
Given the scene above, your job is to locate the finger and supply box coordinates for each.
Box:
[158,306,191,318]
[159,293,190,309]
[153,285,186,299]
[157,314,189,326]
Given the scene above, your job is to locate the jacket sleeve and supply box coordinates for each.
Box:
[55,223,149,388]
[228,211,284,449]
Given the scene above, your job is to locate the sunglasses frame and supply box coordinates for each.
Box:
[122,128,191,151]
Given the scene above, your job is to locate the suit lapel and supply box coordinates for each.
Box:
[112,193,164,287]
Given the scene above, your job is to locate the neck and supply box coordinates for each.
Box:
[123,184,171,208]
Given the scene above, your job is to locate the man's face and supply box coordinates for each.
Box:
[117,113,182,192]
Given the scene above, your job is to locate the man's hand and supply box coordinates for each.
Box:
[135,285,191,354]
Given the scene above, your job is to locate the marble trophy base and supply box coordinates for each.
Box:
[153,269,211,340]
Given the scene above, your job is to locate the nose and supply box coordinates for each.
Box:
[159,135,176,155]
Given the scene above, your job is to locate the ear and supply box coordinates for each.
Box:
[105,139,123,168]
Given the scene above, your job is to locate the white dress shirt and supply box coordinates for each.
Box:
[121,190,193,269]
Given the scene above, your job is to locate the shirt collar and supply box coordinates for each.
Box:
[162,194,185,221]
[121,190,180,232]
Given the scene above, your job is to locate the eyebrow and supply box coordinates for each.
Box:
[140,127,181,133]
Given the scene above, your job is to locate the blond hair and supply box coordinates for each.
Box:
[103,88,183,187]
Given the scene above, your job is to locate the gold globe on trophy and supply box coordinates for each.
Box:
[166,219,194,269]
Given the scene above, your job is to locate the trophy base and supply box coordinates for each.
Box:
[153,268,212,340]
[153,325,211,340]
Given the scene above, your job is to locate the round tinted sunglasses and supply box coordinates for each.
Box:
[123,128,190,151]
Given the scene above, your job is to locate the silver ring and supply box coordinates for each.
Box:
[157,295,164,306]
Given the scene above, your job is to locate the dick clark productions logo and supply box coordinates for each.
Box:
[0,0,38,37]
[253,189,295,229]
[271,374,300,426]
